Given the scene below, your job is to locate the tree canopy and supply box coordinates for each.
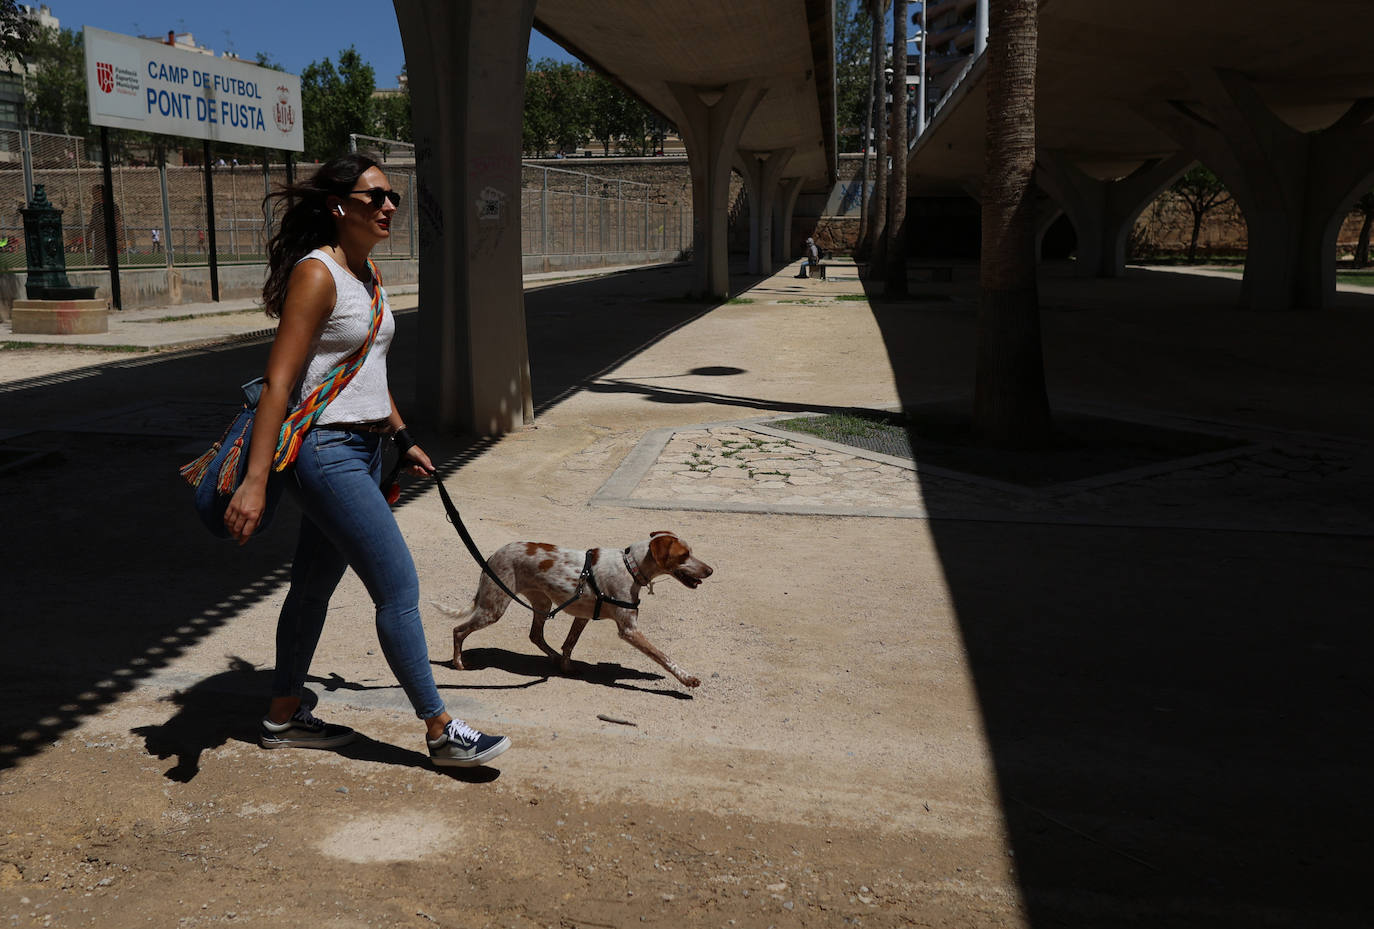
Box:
[22,24,86,137]
[300,47,377,160]
[1170,165,1232,261]
[522,59,668,157]
[835,0,875,153]
[0,0,36,64]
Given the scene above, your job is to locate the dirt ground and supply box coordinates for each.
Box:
[0,347,148,384]
[2,261,1370,928]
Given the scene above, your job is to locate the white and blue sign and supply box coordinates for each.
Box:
[84,26,303,152]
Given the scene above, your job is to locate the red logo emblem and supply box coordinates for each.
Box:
[273,86,295,134]
[96,62,113,94]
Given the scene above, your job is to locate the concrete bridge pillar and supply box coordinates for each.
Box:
[1035,150,1193,277]
[772,176,805,266]
[668,80,767,297]
[394,0,536,436]
[1140,69,1374,310]
[735,148,794,275]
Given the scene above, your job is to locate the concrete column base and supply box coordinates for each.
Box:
[772,176,805,265]
[1036,150,1192,277]
[11,298,110,335]
[397,0,537,436]
[737,148,793,275]
[668,79,767,297]
[1139,69,1374,310]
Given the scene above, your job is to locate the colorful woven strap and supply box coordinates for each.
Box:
[271,260,384,471]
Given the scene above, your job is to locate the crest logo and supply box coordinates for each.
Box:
[273,85,295,134]
[96,62,114,94]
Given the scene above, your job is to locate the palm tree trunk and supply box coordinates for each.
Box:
[855,5,878,259]
[864,0,891,274]
[973,0,1051,446]
[884,0,909,295]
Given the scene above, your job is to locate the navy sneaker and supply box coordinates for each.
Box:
[427,718,510,767]
[259,708,356,750]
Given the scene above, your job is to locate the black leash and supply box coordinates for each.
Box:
[432,474,536,612]
[431,474,639,620]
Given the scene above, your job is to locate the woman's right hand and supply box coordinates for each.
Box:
[224,475,269,545]
[224,259,337,547]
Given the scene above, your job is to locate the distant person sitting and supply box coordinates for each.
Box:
[795,237,821,278]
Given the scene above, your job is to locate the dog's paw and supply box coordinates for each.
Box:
[682,675,701,688]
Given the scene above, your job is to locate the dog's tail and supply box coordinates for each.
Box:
[430,601,474,621]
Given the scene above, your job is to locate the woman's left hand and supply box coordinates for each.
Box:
[405,444,435,476]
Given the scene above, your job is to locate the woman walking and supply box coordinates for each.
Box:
[224,153,509,768]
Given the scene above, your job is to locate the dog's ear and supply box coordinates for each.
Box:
[649,533,686,567]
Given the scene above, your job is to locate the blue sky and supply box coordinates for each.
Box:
[42,1,578,86]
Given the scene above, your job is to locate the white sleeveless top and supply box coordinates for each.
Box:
[292,249,395,425]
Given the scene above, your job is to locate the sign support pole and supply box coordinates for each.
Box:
[99,127,122,310]
[203,140,220,302]
[159,149,174,270]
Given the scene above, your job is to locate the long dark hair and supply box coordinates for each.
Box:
[261,153,378,318]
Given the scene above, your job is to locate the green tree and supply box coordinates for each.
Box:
[1170,165,1231,261]
[300,47,376,160]
[0,0,37,64]
[374,91,411,142]
[615,95,653,156]
[835,0,874,153]
[370,64,411,142]
[586,71,641,155]
[522,59,561,156]
[551,67,595,154]
[22,25,88,137]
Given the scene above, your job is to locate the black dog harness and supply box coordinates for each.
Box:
[434,475,641,620]
[550,550,641,620]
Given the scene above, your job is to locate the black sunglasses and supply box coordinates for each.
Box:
[349,186,401,209]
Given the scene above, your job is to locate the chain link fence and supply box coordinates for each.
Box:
[353,133,691,262]
[0,130,688,278]
[0,129,301,272]
[519,163,690,258]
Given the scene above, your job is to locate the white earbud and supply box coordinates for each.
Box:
[334,205,346,217]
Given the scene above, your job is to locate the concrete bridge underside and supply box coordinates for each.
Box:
[393,0,834,436]
[908,0,1374,313]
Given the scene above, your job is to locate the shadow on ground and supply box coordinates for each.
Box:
[860,262,1373,926]
[131,655,500,784]
[435,647,689,698]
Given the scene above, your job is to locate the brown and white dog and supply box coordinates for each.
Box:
[434,531,713,688]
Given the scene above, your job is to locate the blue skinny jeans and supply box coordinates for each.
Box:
[271,427,445,720]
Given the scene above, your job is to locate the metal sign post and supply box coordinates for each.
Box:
[99,127,122,310]
[203,141,219,302]
[159,152,174,270]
